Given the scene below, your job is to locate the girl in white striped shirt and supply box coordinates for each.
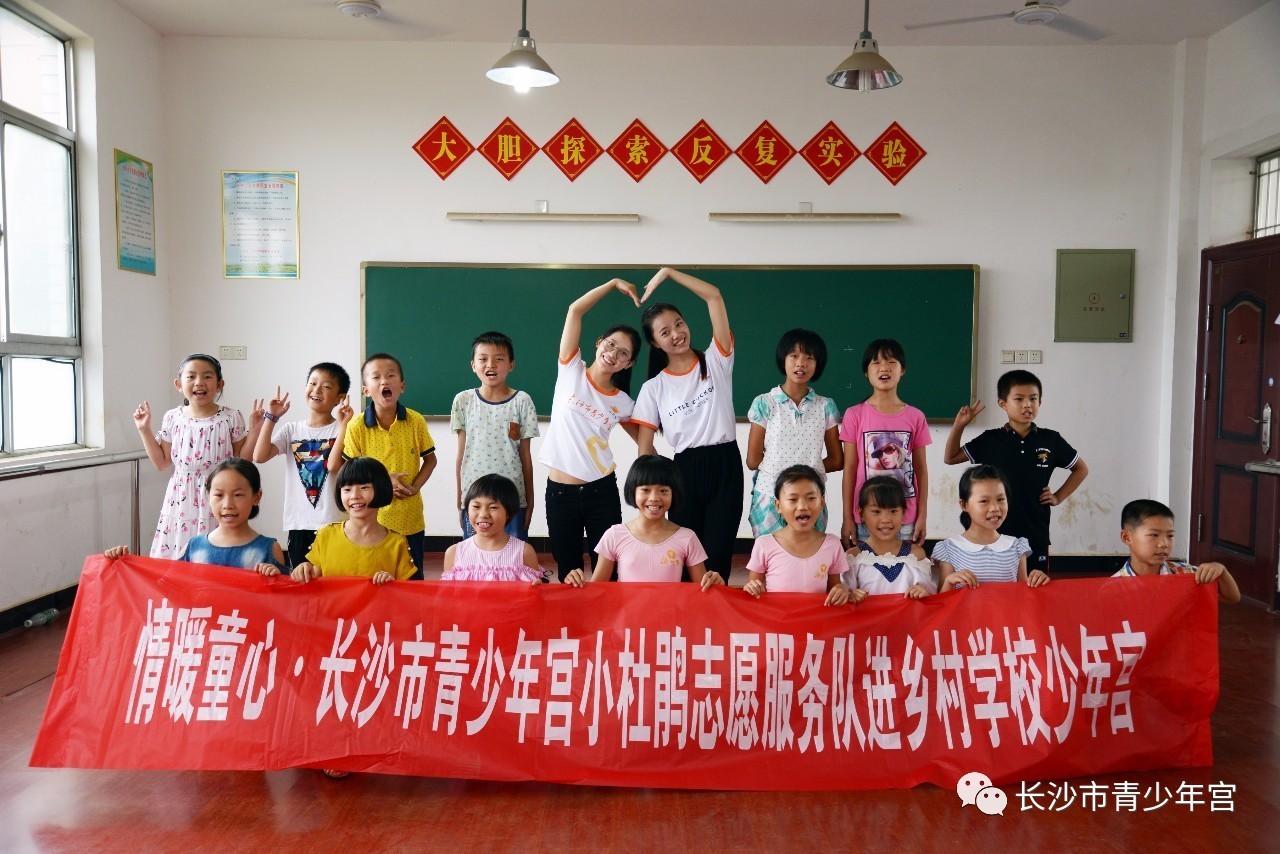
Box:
[934,465,1050,588]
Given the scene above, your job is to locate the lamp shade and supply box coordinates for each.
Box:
[486,36,559,91]
[826,36,902,90]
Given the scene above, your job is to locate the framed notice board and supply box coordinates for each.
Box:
[362,263,979,420]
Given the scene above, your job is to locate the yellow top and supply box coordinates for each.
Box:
[342,402,435,535]
[306,522,416,581]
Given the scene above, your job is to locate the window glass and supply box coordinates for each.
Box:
[3,122,73,338]
[0,8,68,128]
[11,356,75,449]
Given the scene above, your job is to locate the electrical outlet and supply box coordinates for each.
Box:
[1029,350,1042,364]
[1001,350,1015,364]
[218,345,247,360]
[1014,350,1029,364]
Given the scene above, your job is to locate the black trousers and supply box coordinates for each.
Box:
[545,473,622,581]
[670,441,744,583]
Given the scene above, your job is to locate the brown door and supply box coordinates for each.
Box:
[1192,234,1280,606]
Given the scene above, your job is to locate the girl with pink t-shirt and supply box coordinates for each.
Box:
[565,455,723,591]
[839,338,932,549]
[744,465,853,605]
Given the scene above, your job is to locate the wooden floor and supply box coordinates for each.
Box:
[2,559,1278,853]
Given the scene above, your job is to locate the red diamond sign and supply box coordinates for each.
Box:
[411,117,474,179]
[867,122,926,185]
[543,119,603,182]
[607,119,667,182]
[799,122,860,185]
[671,120,732,183]
[477,117,540,180]
[734,120,796,184]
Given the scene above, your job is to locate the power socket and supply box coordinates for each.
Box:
[218,345,247,360]
[1029,350,1042,364]
[1014,350,1029,364]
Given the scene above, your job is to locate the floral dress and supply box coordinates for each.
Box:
[150,406,246,559]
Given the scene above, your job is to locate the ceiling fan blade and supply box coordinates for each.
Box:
[1044,14,1110,41]
[904,13,1012,31]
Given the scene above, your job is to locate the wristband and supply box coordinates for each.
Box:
[263,412,279,423]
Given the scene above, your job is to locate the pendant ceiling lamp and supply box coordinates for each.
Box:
[826,0,902,91]
[486,0,559,94]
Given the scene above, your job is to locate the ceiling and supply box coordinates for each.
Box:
[111,0,1270,47]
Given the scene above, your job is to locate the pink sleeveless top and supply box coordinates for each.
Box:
[441,535,544,583]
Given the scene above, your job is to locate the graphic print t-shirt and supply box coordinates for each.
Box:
[271,420,344,531]
[838,402,931,525]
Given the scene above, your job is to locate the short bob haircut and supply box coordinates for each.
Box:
[204,458,262,519]
[860,338,907,374]
[774,464,825,499]
[624,454,685,512]
[464,473,521,520]
[858,474,907,511]
[775,328,828,383]
[1121,498,1175,530]
[333,456,395,513]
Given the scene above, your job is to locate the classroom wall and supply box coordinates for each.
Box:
[10,2,1280,612]
[0,0,170,612]
[157,36,1178,555]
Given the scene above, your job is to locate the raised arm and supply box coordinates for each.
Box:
[560,279,641,363]
[945,401,984,465]
[642,267,731,352]
[327,395,355,474]
[132,401,171,472]
[252,387,291,463]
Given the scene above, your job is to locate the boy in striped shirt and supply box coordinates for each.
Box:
[1116,499,1240,603]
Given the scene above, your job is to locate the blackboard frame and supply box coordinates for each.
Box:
[362,263,979,422]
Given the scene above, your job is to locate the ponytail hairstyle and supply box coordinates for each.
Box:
[597,323,642,396]
[204,458,262,519]
[177,353,224,404]
[641,302,707,381]
[957,464,1011,529]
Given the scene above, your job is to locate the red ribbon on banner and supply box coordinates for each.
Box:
[30,556,1218,790]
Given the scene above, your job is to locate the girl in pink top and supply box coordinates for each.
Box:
[744,465,852,605]
[565,455,723,591]
[441,474,545,583]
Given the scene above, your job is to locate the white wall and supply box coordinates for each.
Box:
[0,0,169,611]
[15,4,1280,610]
[158,38,1176,555]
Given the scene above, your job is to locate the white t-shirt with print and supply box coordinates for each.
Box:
[632,338,735,454]
[270,420,344,531]
[537,349,635,483]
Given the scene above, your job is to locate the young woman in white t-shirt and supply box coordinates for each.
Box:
[538,279,644,582]
[632,267,740,584]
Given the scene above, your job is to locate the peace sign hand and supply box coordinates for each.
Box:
[335,395,355,425]
[267,386,291,419]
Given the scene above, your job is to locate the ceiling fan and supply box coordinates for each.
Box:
[906,1,1108,41]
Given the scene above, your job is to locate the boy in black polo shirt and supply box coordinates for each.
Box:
[943,370,1089,574]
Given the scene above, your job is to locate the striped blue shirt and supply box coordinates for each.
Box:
[932,534,1030,584]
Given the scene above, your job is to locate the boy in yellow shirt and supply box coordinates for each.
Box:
[329,353,436,578]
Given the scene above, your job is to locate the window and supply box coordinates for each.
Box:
[1254,148,1280,239]
[0,3,78,456]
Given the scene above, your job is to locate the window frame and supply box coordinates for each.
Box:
[0,1,81,458]
[1252,147,1280,240]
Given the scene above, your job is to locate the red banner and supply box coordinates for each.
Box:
[31,557,1217,790]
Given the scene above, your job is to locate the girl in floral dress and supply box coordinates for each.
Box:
[132,353,263,559]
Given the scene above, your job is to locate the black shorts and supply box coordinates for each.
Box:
[1027,543,1051,574]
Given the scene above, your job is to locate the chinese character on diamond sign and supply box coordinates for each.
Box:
[412,117,474,179]
[866,122,926,185]
[734,120,796,184]
[477,117,540,180]
[671,120,732,184]
[799,121,860,185]
[607,119,667,182]
[543,119,603,182]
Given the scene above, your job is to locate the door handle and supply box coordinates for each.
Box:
[1247,403,1272,454]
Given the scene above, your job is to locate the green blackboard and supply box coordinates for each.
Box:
[363,264,978,420]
